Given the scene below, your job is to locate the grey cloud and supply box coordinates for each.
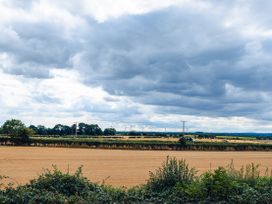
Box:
[74,6,272,119]
[33,94,61,104]
[4,0,35,9]
[0,18,83,78]
[4,64,51,79]
[68,96,142,123]
[1,0,272,124]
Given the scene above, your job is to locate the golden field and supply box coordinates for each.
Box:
[0,147,271,187]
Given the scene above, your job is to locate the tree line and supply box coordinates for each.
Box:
[29,123,116,136]
[0,119,117,139]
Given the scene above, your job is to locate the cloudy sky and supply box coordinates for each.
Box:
[1,0,272,132]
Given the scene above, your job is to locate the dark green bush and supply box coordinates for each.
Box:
[199,167,238,201]
[25,165,95,197]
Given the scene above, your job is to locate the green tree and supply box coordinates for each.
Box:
[1,119,33,143]
[78,123,103,136]
[104,128,116,136]
[52,124,72,136]
[37,125,48,135]
[87,124,103,135]
[29,125,38,134]
[2,119,26,136]
[17,127,33,143]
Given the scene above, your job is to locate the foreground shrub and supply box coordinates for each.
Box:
[147,156,196,192]
[25,165,95,197]
[199,167,239,201]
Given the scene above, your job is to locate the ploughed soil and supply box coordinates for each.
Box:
[0,147,271,187]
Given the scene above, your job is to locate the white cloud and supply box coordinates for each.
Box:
[1,0,272,132]
[0,70,29,107]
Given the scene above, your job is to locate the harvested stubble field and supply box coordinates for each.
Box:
[81,136,272,144]
[0,146,271,187]
[194,138,272,144]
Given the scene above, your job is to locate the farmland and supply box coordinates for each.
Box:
[42,135,272,144]
[1,119,272,151]
[0,147,271,187]
[0,120,272,202]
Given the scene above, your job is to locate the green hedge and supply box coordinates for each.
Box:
[0,136,271,151]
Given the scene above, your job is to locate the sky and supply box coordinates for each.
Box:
[1,0,272,132]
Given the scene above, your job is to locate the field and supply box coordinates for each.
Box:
[99,136,272,144]
[195,138,272,144]
[0,146,271,187]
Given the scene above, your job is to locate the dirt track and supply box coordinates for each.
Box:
[0,147,271,187]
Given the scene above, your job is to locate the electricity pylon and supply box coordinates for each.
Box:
[181,121,187,136]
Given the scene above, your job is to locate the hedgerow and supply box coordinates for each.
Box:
[0,136,271,151]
